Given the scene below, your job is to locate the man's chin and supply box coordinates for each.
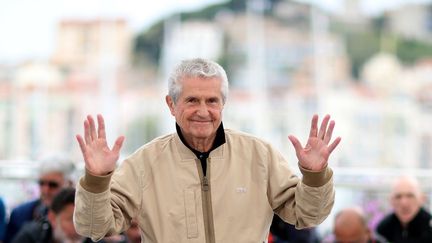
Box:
[399,215,415,224]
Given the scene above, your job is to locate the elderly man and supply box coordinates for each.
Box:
[74,58,341,243]
[334,207,384,243]
[4,154,75,243]
[376,176,432,243]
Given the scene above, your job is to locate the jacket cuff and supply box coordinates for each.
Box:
[79,169,113,193]
[298,165,333,187]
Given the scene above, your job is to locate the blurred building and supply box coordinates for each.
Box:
[0,18,133,161]
[52,18,132,70]
[161,19,224,75]
[385,3,432,43]
[215,2,350,157]
[0,65,14,159]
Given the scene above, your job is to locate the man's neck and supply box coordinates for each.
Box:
[185,135,216,152]
[175,123,226,154]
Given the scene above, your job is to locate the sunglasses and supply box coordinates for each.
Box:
[38,180,60,189]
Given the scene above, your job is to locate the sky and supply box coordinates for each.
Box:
[0,0,225,64]
[0,0,431,64]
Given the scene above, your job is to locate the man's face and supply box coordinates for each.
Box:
[166,76,224,143]
[53,204,83,242]
[391,180,423,225]
[38,172,66,207]
[334,215,370,243]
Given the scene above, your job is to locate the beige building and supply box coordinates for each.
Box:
[52,18,132,70]
[0,18,133,161]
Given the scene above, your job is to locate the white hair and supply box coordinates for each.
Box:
[168,58,229,104]
[38,154,75,180]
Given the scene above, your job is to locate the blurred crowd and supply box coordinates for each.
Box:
[0,154,141,243]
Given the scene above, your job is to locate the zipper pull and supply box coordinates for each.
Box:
[202,176,209,191]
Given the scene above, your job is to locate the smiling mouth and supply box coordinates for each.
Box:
[192,120,211,123]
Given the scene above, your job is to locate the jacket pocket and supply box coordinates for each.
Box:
[184,189,198,238]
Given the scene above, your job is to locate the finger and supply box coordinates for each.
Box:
[87,115,97,141]
[83,120,91,144]
[328,137,342,154]
[308,114,319,138]
[112,136,125,154]
[288,135,303,154]
[323,120,335,144]
[76,135,87,155]
[318,114,330,140]
[97,114,106,139]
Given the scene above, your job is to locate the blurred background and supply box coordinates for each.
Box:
[1,0,432,238]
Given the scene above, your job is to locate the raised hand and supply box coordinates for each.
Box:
[288,114,341,171]
[76,114,125,176]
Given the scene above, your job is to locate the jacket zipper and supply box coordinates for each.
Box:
[197,158,215,243]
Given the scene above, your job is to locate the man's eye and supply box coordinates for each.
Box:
[208,99,219,104]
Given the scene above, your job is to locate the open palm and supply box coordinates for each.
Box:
[76,114,124,175]
[288,114,341,171]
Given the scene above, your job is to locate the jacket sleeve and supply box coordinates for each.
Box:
[73,158,143,242]
[266,146,335,229]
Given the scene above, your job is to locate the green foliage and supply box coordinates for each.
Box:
[396,38,432,64]
[330,16,432,78]
[133,0,432,76]
[180,1,235,21]
[133,21,164,65]
[132,0,285,66]
[345,32,381,78]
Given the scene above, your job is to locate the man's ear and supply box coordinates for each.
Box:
[47,211,56,228]
[165,95,175,116]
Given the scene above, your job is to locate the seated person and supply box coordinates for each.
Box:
[4,154,75,243]
[376,175,432,242]
[270,214,320,243]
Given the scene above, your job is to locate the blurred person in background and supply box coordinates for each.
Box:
[333,207,385,243]
[270,214,320,243]
[376,175,432,243]
[0,197,5,243]
[100,219,141,243]
[124,219,141,243]
[4,154,75,243]
[11,187,93,243]
[73,58,341,242]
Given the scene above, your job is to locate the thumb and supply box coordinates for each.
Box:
[288,135,303,154]
[112,136,125,154]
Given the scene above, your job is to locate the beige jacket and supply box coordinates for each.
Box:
[74,129,334,243]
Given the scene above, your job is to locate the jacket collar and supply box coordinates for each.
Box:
[174,123,226,160]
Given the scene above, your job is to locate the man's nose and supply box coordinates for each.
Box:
[196,103,209,116]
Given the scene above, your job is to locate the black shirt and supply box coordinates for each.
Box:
[176,123,226,176]
[376,207,432,243]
